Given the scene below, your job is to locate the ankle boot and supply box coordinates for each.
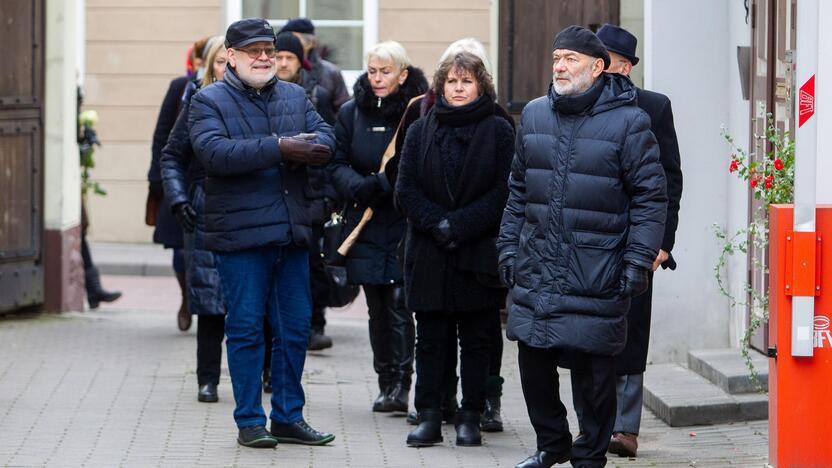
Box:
[481,376,504,432]
[406,409,443,447]
[175,271,191,331]
[455,410,482,446]
[372,378,393,412]
[386,381,409,413]
[85,267,122,309]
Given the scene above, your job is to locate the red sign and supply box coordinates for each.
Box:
[799,75,815,127]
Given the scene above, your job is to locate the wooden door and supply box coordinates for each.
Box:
[0,0,45,313]
[747,0,796,352]
[498,0,620,113]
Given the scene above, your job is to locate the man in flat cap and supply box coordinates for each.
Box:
[189,17,335,448]
[498,25,667,468]
[569,23,683,459]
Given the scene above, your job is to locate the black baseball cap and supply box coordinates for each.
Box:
[225,18,276,49]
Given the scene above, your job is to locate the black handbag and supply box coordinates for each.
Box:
[321,209,359,307]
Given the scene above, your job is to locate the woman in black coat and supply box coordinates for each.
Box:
[396,52,514,447]
[329,41,428,415]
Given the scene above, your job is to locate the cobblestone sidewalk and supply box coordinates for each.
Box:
[0,276,767,467]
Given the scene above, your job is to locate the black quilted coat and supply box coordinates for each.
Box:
[497,73,667,356]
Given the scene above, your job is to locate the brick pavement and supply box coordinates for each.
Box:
[0,275,768,467]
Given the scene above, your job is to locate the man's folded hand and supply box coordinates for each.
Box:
[279,136,331,166]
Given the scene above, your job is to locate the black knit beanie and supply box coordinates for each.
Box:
[552,25,611,70]
[276,32,304,62]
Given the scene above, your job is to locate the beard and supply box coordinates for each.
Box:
[552,64,595,96]
[237,66,276,89]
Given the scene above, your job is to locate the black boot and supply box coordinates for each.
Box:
[406,409,443,447]
[386,380,409,413]
[455,410,482,446]
[175,271,191,331]
[373,382,393,412]
[85,267,121,309]
[481,376,504,432]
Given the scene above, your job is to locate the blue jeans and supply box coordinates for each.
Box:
[216,245,311,428]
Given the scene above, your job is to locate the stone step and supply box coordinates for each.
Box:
[687,348,769,394]
[643,363,768,427]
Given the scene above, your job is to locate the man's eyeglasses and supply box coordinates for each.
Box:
[237,46,277,59]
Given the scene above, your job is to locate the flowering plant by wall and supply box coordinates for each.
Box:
[714,114,794,390]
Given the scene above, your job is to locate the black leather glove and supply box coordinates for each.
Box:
[431,218,458,250]
[174,202,196,233]
[498,253,516,288]
[620,262,649,297]
[279,136,331,166]
[355,175,382,205]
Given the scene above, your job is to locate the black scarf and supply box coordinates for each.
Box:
[434,94,495,127]
[549,73,605,115]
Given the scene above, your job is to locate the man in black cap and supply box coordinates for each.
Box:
[498,25,667,468]
[279,17,350,109]
[189,17,335,449]
[569,23,682,459]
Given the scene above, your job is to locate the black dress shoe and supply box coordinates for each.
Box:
[385,382,409,413]
[481,396,503,432]
[406,409,443,447]
[454,410,482,446]
[514,450,571,468]
[270,420,335,445]
[197,383,218,402]
[308,330,333,350]
[237,425,277,448]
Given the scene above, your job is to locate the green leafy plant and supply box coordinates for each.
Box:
[79,110,107,197]
[714,114,794,391]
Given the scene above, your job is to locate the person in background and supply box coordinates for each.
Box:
[329,41,428,415]
[189,18,335,448]
[570,24,683,459]
[147,36,209,332]
[498,26,666,468]
[397,51,514,448]
[388,38,512,433]
[160,36,227,405]
[278,17,350,110]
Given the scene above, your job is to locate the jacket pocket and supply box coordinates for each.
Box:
[562,230,625,298]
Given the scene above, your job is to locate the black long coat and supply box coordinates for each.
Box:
[396,108,515,312]
[497,74,668,356]
[329,67,428,285]
[614,87,683,375]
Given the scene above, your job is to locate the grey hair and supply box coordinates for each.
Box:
[366,40,411,70]
[438,38,492,76]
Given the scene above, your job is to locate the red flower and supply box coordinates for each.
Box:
[729,159,739,173]
[764,175,774,189]
[774,159,784,170]
[750,176,761,188]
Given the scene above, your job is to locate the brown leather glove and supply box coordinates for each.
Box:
[279,136,331,166]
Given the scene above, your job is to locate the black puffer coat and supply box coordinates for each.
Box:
[397,100,515,312]
[497,73,667,356]
[329,67,428,285]
[160,81,224,316]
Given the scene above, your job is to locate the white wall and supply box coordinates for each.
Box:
[44,0,82,231]
[644,0,750,362]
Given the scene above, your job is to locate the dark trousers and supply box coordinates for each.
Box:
[363,284,414,390]
[518,343,616,468]
[308,225,328,332]
[414,308,500,413]
[197,315,225,385]
[437,309,504,399]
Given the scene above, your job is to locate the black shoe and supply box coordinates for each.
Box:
[406,411,419,425]
[237,425,278,448]
[385,382,409,413]
[455,410,482,446]
[85,267,122,309]
[514,450,571,468]
[197,383,218,402]
[262,369,272,394]
[406,409,443,447]
[481,396,503,432]
[372,389,393,412]
[308,330,333,351]
[270,420,335,445]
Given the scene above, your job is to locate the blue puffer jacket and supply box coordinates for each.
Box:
[497,73,667,356]
[188,66,335,252]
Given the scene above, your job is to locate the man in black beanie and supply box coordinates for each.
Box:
[498,25,667,468]
[280,17,349,109]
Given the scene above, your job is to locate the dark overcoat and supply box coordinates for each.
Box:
[614,87,683,374]
[329,67,428,285]
[497,73,668,356]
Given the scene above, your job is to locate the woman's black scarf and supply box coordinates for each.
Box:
[421,94,496,208]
